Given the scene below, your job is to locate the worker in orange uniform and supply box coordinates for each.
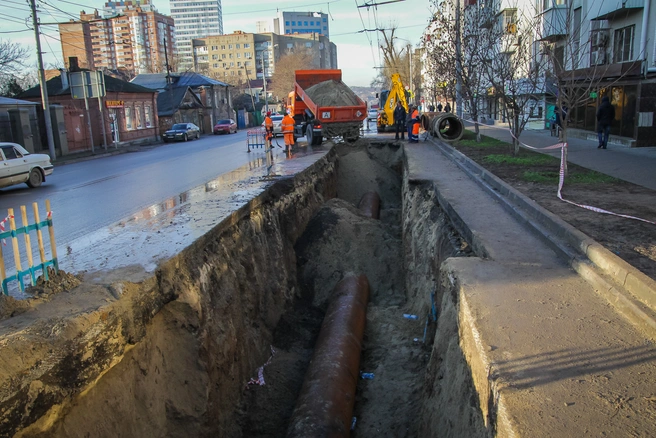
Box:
[264,111,274,149]
[281,110,295,154]
[408,105,420,143]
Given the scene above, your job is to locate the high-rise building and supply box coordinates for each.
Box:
[59,7,175,76]
[256,11,330,38]
[170,0,224,71]
[192,31,337,84]
[103,0,156,17]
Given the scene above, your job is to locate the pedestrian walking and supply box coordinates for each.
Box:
[393,101,406,140]
[444,102,451,113]
[428,104,435,112]
[596,96,615,149]
[282,110,295,153]
[437,102,443,112]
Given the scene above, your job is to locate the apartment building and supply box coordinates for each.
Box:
[535,0,655,146]
[256,11,330,38]
[193,31,337,84]
[58,7,175,76]
[170,0,224,72]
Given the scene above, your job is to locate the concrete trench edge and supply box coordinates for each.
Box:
[428,137,656,339]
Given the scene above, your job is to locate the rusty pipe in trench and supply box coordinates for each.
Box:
[358,191,380,219]
[287,273,370,438]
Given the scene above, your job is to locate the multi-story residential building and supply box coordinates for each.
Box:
[534,0,655,146]
[170,0,224,71]
[58,7,175,76]
[192,31,337,84]
[256,11,330,38]
[102,0,156,17]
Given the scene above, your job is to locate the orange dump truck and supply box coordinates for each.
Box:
[287,69,367,145]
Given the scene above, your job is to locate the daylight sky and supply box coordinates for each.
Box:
[0,0,431,87]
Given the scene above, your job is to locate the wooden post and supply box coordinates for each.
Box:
[33,202,48,280]
[8,208,22,290]
[46,200,58,273]
[20,206,35,286]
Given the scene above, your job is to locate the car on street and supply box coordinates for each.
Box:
[367,109,378,122]
[163,123,201,142]
[0,142,53,189]
[261,114,284,136]
[213,119,238,135]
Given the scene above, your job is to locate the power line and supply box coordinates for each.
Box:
[331,23,426,37]
[0,29,32,34]
[0,11,29,22]
[39,0,79,20]
[223,0,344,15]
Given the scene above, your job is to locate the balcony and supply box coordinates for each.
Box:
[539,6,567,42]
[591,0,644,21]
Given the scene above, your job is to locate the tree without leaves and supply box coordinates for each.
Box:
[269,49,315,104]
[376,27,412,94]
[0,40,29,82]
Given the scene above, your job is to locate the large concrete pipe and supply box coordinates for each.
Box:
[357,191,380,219]
[431,113,464,142]
[287,274,370,438]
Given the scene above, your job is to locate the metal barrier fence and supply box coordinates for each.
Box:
[247,129,266,152]
[0,200,58,295]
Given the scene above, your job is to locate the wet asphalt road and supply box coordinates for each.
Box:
[0,131,254,249]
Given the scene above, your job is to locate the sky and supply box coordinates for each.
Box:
[0,0,432,88]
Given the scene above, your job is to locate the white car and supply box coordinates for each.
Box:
[367,109,378,122]
[262,114,284,137]
[0,142,53,189]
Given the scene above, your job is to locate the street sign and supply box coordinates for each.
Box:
[106,100,124,108]
[590,91,598,98]
[70,71,106,99]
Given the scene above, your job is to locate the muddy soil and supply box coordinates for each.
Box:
[305,80,362,107]
[238,140,428,436]
[450,141,656,280]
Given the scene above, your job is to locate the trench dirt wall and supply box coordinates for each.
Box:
[1,149,338,437]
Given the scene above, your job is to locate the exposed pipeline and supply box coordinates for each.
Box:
[358,191,380,219]
[287,273,370,438]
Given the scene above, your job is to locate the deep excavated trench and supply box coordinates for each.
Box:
[2,139,480,437]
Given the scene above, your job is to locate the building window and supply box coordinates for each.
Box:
[222,54,226,59]
[237,61,242,66]
[245,61,252,66]
[125,106,133,130]
[236,43,240,49]
[292,21,296,25]
[229,53,233,58]
[211,45,217,50]
[310,21,314,25]
[221,45,225,49]
[230,62,234,66]
[229,44,233,49]
[144,105,152,128]
[213,63,218,68]
[212,54,218,59]
[244,43,251,48]
[305,42,312,47]
[238,70,242,76]
[245,52,252,58]
[222,62,226,67]
[230,71,235,76]
[323,17,327,22]
[614,25,634,63]
[237,53,241,58]
[285,21,289,25]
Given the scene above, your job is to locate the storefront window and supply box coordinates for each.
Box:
[144,105,152,128]
[135,105,143,129]
[125,106,133,130]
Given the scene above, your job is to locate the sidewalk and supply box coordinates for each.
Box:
[466,123,656,191]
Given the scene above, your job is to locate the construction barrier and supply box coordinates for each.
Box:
[247,129,266,152]
[0,200,58,295]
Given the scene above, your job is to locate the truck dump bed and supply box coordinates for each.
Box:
[293,70,366,125]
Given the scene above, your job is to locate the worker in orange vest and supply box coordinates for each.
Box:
[264,111,273,148]
[408,105,420,143]
[282,110,295,153]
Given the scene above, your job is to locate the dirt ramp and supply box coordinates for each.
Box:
[295,198,404,308]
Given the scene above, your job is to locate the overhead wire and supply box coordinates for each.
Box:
[353,0,378,67]
[223,0,344,15]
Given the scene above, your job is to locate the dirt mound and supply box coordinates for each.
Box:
[304,80,362,107]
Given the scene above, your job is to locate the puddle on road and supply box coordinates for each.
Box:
[58,146,329,283]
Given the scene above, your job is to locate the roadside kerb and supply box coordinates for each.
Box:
[429,137,656,339]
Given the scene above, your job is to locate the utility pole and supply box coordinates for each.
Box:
[455,0,463,118]
[262,50,268,113]
[407,44,413,105]
[29,0,56,161]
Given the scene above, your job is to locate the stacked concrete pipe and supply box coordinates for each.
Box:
[421,112,465,142]
[287,274,370,437]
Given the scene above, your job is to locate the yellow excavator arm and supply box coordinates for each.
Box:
[379,73,409,129]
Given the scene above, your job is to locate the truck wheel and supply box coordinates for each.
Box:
[312,133,322,146]
[306,126,313,145]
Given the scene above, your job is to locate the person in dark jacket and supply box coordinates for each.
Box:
[437,102,443,112]
[596,96,615,149]
[444,102,451,113]
[393,101,406,140]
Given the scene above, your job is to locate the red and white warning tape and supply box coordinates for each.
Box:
[0,215,14,246]
[462,119,655,225]
[246,345,277,388]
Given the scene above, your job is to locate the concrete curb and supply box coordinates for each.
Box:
[430,137,656,339]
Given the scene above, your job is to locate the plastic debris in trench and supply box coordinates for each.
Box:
[246,345,277,388]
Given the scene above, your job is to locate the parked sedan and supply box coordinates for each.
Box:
[261,114,284,137]
[367,109,378,122]
[213,119,238,135]
[0,142,53,189]
[163,123,201,142]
